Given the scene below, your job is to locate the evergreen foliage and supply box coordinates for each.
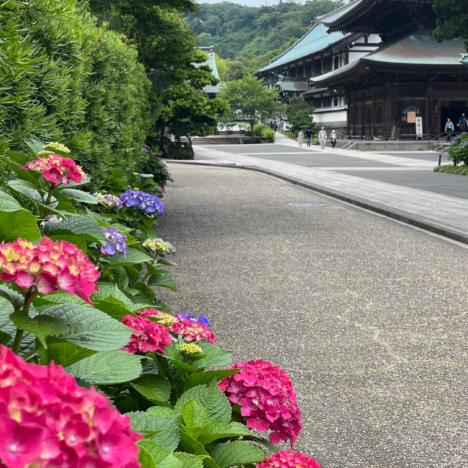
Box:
[0,0,153,182]
[187,0,344,79]
[433,1,468,40]
[219,76,284,136]
[286,96,316,134]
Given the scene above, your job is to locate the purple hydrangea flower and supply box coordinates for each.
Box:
[174,313,211,328]
[120,190,164,217]
[40,214,63,228]
[101,227,128,257]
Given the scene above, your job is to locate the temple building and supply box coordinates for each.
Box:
[256,3,381,131]
[195,46,223,98]
[257,0,468,139]
[313,0,468,139]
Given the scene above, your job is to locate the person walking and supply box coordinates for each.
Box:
[459,113,467,133]
[273,121,278,132]
[298,130,305,147]
[319,127,327,150]
[330,130,337,149]
[306,128,312,147]
[445,118,455,142]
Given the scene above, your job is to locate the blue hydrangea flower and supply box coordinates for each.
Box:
[174,313,211,328]
[120,190,164,217]
[101,227,128,257]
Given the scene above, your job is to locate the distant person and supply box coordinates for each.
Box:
[298,130,304,147]
[273,121,278,132]
[445,118,454,141]
[269,121,274,130]
[170,134,176,143]
[306,128,313,147]
[187,134,193,146]
[459,113,467,133]
[330,130,337,149]
[319,127,327,150]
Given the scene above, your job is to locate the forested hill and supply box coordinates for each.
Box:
[186,0,345,79]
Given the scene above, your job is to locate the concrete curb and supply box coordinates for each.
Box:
[166,159,468,246]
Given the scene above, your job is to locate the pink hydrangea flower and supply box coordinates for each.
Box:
[219,360,302,447]
[136,308,179,328]
[0,345,142,468]
[0,237,99,304]
[170,319,216,344]
[121,315,172,353]
[21,154,88,185]
[258,450,322,468]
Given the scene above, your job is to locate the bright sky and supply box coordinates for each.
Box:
[197,0,306,6]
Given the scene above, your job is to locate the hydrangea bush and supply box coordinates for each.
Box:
[0,140,324,468]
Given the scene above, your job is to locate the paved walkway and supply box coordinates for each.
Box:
[157,164,468,468]
[190,136,468,242]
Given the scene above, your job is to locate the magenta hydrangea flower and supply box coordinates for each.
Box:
[101,227,128,257]
[0,237,99,305]
[121,315,172,353]
[0,345,142,468]
[258,450,322,468]
[219,360,302,447]
[171,319,216,344]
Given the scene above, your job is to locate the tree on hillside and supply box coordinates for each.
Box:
[286,96,315,134]
[156,50,229,137]
[433,1,468,40]
[219,76,284,136]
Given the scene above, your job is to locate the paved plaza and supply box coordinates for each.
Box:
[187,134,468,243]
[157,164,468,468]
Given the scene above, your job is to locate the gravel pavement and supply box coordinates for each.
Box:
[156,164,468,468]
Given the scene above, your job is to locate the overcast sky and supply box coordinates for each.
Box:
[198,0,306,6]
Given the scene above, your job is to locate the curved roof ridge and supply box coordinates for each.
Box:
[319,0,363,26]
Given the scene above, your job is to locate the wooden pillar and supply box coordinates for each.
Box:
[372,89,376,137]
[390,84,398,139]
[353,92,357,136]
[361,92,365,136]
[426,84,433,138]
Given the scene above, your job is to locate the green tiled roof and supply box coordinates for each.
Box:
[258,24,349,73]
[312,28,466,84]
[365,29,466,66]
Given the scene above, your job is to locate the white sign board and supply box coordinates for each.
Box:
[415,117,423,140]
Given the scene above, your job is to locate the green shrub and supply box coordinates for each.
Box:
[434,164,468,175]
[447,133,468,166]
[254,123,266,137]
[0,0,153,187]
[167,142,195,160]
[262,127,275,142]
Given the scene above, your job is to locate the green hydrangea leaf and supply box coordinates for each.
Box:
[131,375,172,402]
[66,350,143,384]
[182,400,210,428]
[210,441,265,468]
[129,412,180,451]
[138,441,181,468]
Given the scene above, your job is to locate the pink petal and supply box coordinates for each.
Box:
[57,267,76,295]
[36,272,57,294]
[16,271,35,288]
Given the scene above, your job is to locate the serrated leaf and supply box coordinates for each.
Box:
[148,274,178,292]
[104,249,152,267]
[43,341,97,367]
[178,431,210,457]
[0,330,12,345]
[131,375,172,402]
[0,189,23,212]
[0,285,24,310]
[205,380,232,422]
[191,344,232,370]
[7,180,44,203]
[0,155,39,184]
[138,441,181,468]
[173,452,206,468]
[44,215,107,245]
[66,350,143,384]
[93,298,132,321]
[185,370,240,391]
[147,407,177,418]
[10,310,69,348]
[113,266,129,289]
[175,386,210,415]
[245,435,280,454]
[0,211,41,242]
[138,445,157,468]
[44,303,131,351]
[129,412,180,451]
[183,400,209,428]
[210,441,265,468]
[198,422,250,445]
[58,189,98,204]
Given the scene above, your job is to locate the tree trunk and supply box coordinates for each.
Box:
[250,122,255,138]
